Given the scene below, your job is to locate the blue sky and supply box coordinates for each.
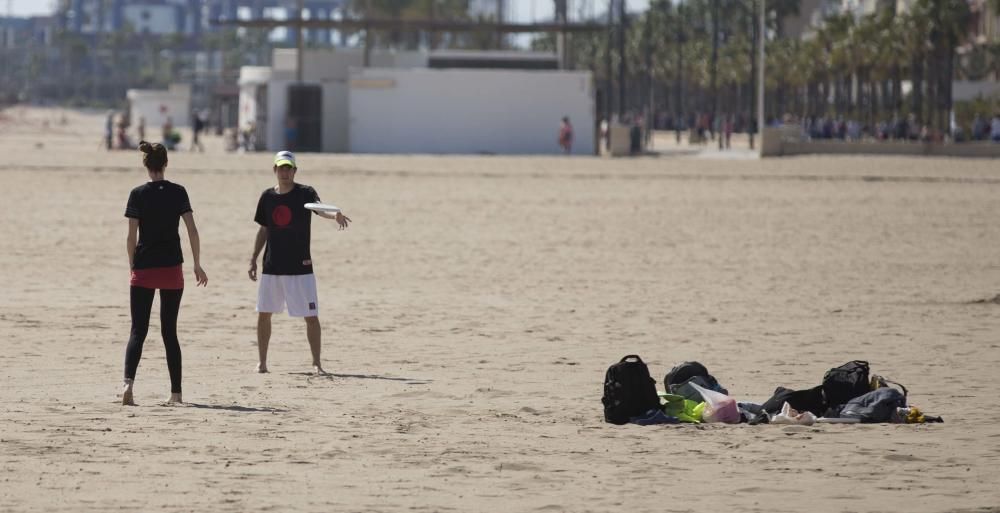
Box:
[7,0,652,20]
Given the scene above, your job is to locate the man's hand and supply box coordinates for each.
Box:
[248,259,258,281]
[335,211,352,230]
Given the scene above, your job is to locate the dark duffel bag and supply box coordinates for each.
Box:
[761,385,827,416]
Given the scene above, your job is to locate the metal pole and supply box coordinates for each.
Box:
[617,0,626,120]
[757,0,765,155]
[555,0,567,69]
[605,0,613,125]
[296,0,304,82]
[363,0,371,67]
[748,0,756,150]
[496,0,505,49]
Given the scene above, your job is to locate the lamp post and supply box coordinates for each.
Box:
[757,0,765,156]
[605,0,613,137]
[747,0,755,150]
[617,0,626,120]
[296,0,304,82]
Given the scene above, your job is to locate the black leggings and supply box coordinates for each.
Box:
[124,286,184,393]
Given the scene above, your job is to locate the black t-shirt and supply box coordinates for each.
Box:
[125,180,192,269]
[254,183,320,275]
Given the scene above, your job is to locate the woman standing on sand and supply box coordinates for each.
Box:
[121,141,208,406]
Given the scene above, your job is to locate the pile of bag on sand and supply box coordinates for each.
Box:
[601,355,943,426]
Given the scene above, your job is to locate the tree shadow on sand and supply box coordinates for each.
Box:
[287,372,432,385]
[184,403,287,413]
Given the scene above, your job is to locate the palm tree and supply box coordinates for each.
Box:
[899,2,931,125]
[926,0,971,133]
[869,8,907,118]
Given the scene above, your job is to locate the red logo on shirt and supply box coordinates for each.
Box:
[272,205,292,227]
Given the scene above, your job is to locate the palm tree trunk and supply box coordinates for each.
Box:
[945,42,955,136]
[891,67,902,115]
[711,0,720,147]
[910,54,923,125]
[871,77,879,131]
[928,49,942,133]
[675,3,684,143]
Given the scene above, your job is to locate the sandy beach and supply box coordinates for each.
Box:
[1,106,999,512]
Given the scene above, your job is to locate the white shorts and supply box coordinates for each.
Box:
[256,274,319,317]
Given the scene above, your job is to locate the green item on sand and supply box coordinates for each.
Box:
[659,392,705,423]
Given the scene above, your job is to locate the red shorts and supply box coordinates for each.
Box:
[131,265,184,290]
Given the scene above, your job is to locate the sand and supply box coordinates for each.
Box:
[2,106,1000,512]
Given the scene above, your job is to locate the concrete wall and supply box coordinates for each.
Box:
[760,127,1000,158]
[349,68,595,155]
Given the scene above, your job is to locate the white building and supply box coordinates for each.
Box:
[239,49,595,155]
[349,67,594,155]
[239,48,427,153]
[127,83,192,130]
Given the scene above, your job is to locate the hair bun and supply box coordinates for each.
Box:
[138,141,152,153]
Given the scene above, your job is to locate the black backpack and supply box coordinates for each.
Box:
[664,361,729,396]
[602,355,661,425]
[822,360,871,407]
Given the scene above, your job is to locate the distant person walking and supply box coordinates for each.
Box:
[249,151,351,375]
[190,110,205,152]
[122,141,208,406]
[558,116,574,154]
[723,116,733,149]
[104,110,114,151]
[991,114,1000,142]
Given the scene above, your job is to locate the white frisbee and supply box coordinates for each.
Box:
[304,202,341,213]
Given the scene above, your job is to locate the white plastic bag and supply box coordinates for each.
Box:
[770,401,817,426]
[688,382,741,424]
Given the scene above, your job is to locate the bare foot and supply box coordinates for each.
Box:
[313,364,327,376]
[256,362,269,373]
[167,393,182,404]
[121,380,135,406]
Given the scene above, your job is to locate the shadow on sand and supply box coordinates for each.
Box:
[185,403,287,413]
[288,371,432,385]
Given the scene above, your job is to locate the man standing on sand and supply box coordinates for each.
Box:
[248,151,351,374]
